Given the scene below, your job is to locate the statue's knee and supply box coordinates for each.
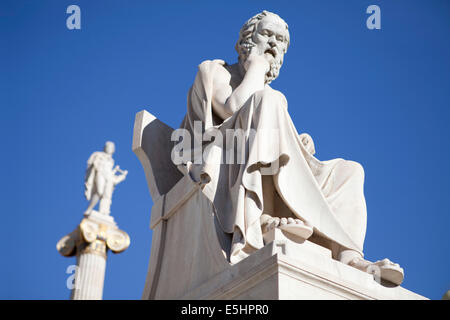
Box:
[349,161,364,175]
[341,160,365,181]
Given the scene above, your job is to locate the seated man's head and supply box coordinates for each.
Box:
[236,11,290,84]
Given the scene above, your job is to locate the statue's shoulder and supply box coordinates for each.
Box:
[197,59,228,76]
[195,59,230,87]
[198,59,226,69]
[267,86,288,105]
[87,151,106,165]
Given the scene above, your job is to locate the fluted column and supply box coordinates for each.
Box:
[57,211,130,300]
[71,241,107,299]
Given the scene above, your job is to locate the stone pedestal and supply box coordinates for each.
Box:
[182,229,427,300]
[57,210,130,300]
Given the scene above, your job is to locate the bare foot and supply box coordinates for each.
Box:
[347,256,404,286]
[369,258,404,286]
[260,214,313,240]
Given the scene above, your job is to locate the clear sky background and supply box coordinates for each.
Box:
[1,0,449,300]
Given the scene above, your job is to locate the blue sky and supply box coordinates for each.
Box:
[1,0,449,299]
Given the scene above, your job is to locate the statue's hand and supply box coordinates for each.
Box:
[244,50,270,74]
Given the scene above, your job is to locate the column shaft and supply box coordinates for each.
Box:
[71,245,107,300]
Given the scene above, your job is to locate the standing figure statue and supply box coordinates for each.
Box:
[57,141,131,299]
[84,141,128,216]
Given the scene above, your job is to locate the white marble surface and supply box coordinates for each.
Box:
[57,212,130,300]
[182,230,427,300]
[132,141,424,299]
[57,142,130,299]
[84,141,128,216]
[133,11,413,299]
[71,252,106,300]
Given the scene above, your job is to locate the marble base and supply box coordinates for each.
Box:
[84,210,117,228]
[182,229,427,300]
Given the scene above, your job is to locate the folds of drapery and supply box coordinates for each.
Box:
[180,60,367,263]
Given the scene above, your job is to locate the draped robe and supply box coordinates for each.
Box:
[180,59,367,263]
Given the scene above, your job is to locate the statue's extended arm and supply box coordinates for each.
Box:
[113,165,128,186]
[114,174,127,186]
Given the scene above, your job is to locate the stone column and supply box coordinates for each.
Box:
[57,211,130,300]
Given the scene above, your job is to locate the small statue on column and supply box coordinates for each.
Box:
[84,141,128,216]
[57,141,130,300]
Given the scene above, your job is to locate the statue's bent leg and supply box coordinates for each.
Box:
[260,176,313,239]
[332,162,404,285]
[325,160,367,251]
[247,88,317,241]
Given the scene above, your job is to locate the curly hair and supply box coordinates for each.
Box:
[235,10,290,59]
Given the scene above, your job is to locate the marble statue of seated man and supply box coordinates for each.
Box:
[178,10,404,285]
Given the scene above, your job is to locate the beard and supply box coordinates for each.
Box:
[237,42,283,84]
[265,58,282,84]
[238,52,283,84]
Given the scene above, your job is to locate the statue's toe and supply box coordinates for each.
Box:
[304,220,313,228]
[269,217,280,230]
[379,264,404,286]
[370,258,404,286]
[279,221,314,240]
